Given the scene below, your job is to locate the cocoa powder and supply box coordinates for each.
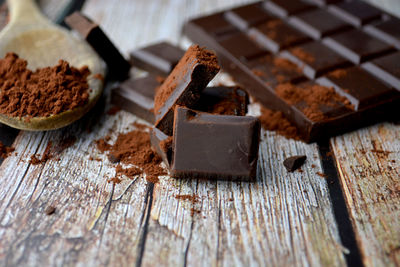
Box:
[0,53,90,118]
[0,141,14,159]
[258,106,300,140]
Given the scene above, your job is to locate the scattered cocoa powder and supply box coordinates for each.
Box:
[0,141,14,159]
[96,129,167,183]
[153,45,219,115]
[0,53,90,118]
[273,58,301,73]
[290,47,315,63]
[316,172,327,178]
[329,69,347,79]
[30,141,53,165]
[275,82,353,121]
[258,106,300,140]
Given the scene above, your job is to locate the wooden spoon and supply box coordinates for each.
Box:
[0,0,105,131]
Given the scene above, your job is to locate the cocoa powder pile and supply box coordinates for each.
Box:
[258,106,300,140]
[96,129,167,184]
[0,53,90,118]
[0,141,14,159]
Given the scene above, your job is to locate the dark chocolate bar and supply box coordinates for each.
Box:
[65,12,131,81]
[129,42,185,76]
[183,0,400,142]
[153,45,220,135]
[171,107,260,181]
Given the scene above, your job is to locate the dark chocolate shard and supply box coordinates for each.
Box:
[150,127,172,168]
[111,74,160,123]
[65,12,130,81]
[283,155,307,172]
[171,107,260,181]
[154,45,220,135]
[129,41,185,75]
[45,206,56,215]
[194,86,248,116]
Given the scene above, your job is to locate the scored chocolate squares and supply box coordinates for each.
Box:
[171,107,260,181]
[154,45,220,135]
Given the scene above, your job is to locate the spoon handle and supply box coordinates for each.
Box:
[7,0,47,25]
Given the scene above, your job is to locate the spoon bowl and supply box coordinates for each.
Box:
[0,0,105,130]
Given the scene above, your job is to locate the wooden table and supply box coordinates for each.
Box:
[0,0,399,266]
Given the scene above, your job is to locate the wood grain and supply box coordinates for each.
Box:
[331,122,400,267]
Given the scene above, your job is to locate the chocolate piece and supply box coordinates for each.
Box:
[289,9,350,39]
[154,45,220,135]
[280,42,351,79]
[218,32,268,61]
[65,12,130,81]
[129,41,185,76]
[111,75,159,123]
[328,1,382,26]
[194,86,248,116]
[283,155,307,172]
[150,127,172,168]
[362,52,400,91]
[364,17,400,49]
[316,67,399,110]
[263,0,314,18]
[190,13,237,38]
[322,29,395,64]
[249,19,310,53]
[45,206,56,215]
[224,3,273,30]
[183,1,400,142]
[246,55,305,87]
[171,107,260,180]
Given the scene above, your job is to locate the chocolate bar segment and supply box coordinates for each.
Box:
[263,0,314,18]
[280,41,351,79]
[224,3,273,30]
[362,52,400,91]
[111,75,160,123]
[171,107,260,181]
[289,9,350,39]
[364,17,400,49]
[129,42,185,75]
[154,45,220,135]
[322,29,395,64]
[218,32,268,61]
[65,12,130,81]
[190,13,237,38]
[316,67,398,110]
[249,19,310,53]
[328,1,382,26]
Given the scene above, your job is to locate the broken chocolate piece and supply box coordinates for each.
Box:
[171,107,260,181]
[154,45,220,135]
[65,12,130,81]
[150,127,173,168]
[283,155,307,172]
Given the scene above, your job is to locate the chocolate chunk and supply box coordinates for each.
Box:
[283,155,307,172]
[111,75,160,123]
[65,12,130,81]
[224,3,273,30]
[289,9,350,39]
[45,206,56,215]
[317,67,399,110]
[129,41,185,75]
[154,45,220,135]
[171,107,260,181]
[364,17,400,49]
[322,29,395,64]
[194,86,248,116]
[280,41,351,79]
[362,52,400,91]
[328,1,382,26]
[249,19,310,53]
[263,0,314,18]
[150,127,172,168]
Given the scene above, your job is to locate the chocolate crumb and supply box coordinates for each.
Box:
[316,172,327,178]
[45,206,56,215]
[283,155,307,172]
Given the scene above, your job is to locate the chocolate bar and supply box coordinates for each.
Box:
[154,45,220,135]
[171,107,260,181]
[183,0,400,142]
[129,42,185,75]
[65,12,131,81]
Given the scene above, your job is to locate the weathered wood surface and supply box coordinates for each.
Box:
[0,0,398,266]
[330,122,400,267]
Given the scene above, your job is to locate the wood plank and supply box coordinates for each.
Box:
[330,122,400,267]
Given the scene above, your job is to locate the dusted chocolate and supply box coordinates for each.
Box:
[65,12,130,81]
[171,107,260,181]
[154,45,220,135]
[150,127,172,168]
